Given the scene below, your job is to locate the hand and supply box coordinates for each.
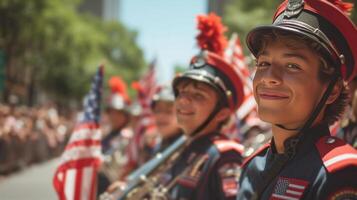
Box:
[106,181,127,194]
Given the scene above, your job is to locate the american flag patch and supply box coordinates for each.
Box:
[270,177,309,200]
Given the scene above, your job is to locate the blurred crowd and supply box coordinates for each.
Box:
[0,103,75,176]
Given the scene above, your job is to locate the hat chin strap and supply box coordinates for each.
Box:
[275,124,300,131]
[188,104,221,138]
[274,76,338,136]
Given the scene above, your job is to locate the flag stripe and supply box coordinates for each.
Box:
[73,122,99,132]
[81,167,93,200]
[60,146,101,165]
[65,139,101,150]
[57,158,101,172]
[65,169,76,200]
[286,189,302,195]
[289,184,305,190]
[74,168,83,200]
[60,171,66,200]
[69,128,101,143]
[90,166,97,200]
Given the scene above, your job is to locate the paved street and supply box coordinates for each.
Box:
[0,159,58,200]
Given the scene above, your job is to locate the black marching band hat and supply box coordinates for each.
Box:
[173,13,244,111]
[151,85,175,108]
[247,0,357,82]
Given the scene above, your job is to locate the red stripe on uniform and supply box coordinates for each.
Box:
[315,136,357,173]
[242,142,270,168]
[214,140,244,154]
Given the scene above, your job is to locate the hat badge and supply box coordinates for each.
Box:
[284,0,304,18]
[192,51,208,69]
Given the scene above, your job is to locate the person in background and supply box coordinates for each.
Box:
[150,85,182,154]
[336,77,357,148]
[98,76,132,196]
[154,13,245,200]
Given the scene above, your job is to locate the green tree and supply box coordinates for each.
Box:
[223,0,279,44]
[0,0,146,106]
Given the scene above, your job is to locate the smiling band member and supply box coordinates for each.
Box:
[156,13,245,200]
[237,0,357,200]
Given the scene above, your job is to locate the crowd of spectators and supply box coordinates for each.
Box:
[0,103,76,177]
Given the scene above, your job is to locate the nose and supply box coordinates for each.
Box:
[257,64,282,86]
[175,92,191,106]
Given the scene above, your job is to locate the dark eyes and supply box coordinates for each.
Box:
[255,61,302,71]
[255,61,270,68]
[286,63,301,70]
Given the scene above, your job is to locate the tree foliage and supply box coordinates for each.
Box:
[223,0,357,55]
[0,0,146,105]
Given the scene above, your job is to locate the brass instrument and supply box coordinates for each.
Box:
[100,135,190,200]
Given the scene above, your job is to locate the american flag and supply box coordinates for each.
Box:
[223,33,261,138]
[225,33,256,120]
[271,177,309,200]
[132,58,158,113]
[126,59,158,167]
[53,66,104,200]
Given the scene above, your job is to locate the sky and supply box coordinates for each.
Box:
[121,0,206,84]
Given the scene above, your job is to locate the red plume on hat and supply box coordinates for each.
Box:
[326,0,354,15]
[109,76,130,103]
[174,12,245,111]
[196,13,228,56]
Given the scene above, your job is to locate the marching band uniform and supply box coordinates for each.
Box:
[237,0,357,199]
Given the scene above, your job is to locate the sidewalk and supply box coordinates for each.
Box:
[0,159,58,200]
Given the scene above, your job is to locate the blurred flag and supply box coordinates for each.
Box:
[53,66,104,200]
[132,58,158,114]
[126,59,158,169]
[225,33,256,120]
[224,33,266,139]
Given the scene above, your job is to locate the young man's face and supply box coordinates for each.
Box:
[152,101,180,139]
[253,40,327,129]
[107,109,128,130]
[174,80,218,135]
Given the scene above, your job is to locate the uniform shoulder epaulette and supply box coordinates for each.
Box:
[213,139,244,154]
[315,136,357,173]
[242,142,270,168]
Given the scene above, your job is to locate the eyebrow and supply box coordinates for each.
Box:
[195,83,213,93]
[282,53,309,61]
[258,51,309,62]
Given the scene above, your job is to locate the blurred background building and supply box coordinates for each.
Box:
[78,0,121,21]
[207,0,230,16]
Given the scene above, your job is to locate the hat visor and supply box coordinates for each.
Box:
[172,73,221,94]
[246,24,337,65]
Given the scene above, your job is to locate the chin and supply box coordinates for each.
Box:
[180,127,193,135]
[258,109,284,124]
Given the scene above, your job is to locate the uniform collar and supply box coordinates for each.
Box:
[270,123,330,155]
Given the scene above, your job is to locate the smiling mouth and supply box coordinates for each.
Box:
[177,109,194,116]
[258,92,289,100]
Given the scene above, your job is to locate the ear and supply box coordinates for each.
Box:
[215,107,231,123]
[326,80,343,105]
